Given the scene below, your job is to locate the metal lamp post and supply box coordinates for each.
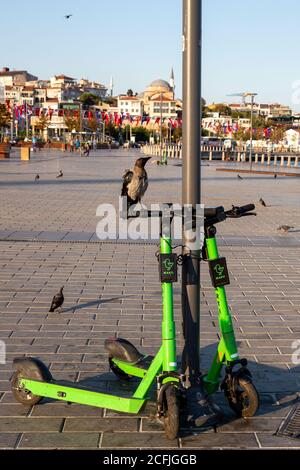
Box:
[181,0,202,384]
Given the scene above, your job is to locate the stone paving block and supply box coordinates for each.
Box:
[101,431,179,449]
[217,417,282,433]
[18,432,100,449]
[181,432,259,448]
[30,402,105,417]
[0,404,30,417]
[0,417,63,432]
[64,417,139,432]
[256,433,300,448]
[0,433,20,449]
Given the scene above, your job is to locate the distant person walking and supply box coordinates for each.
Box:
[74,138,80,153]
[32,135,37,153]
[83,142,90,157]
[69,139,75,153]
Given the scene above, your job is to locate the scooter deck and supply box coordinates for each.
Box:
[18,378,145,414]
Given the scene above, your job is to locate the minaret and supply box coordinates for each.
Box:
[109,76,114,96]
[169,67,175,96]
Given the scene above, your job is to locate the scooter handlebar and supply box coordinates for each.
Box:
[225,204,256,218]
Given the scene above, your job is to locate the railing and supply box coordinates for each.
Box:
[141,143,225,160]
[141,144,300,167]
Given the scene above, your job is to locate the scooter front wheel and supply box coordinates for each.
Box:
[225,377,259,418]
[163,385,180,440]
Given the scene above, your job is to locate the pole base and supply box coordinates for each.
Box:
[182,382,222,430]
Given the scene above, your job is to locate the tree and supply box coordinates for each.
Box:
[131,126,150,142]
[34,112,50,136]
[127,89,134,97]
[64,112,80,132]
[270,126,285,143]
[85,116,98,133]
[0,104,11,142]
[79,92,99,107]
[208,103,232,116]
[173,127,182,142]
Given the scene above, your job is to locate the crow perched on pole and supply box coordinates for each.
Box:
[121,157,151,210]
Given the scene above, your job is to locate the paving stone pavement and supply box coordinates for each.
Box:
[0,148,300,449]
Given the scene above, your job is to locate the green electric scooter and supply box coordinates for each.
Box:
[201,203,260,417]
[11,204,259,440]
[11,207,183,440]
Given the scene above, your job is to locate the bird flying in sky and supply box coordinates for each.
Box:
[64,14,73,19]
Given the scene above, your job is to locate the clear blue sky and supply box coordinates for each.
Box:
[1,0,300,109]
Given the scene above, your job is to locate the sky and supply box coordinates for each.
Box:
[1,0,300,110]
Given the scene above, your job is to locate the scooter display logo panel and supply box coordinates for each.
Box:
[209,257,230,287]
[159,254,178,283]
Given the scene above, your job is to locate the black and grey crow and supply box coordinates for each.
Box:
[56,170,63,178]
[49,287,64,312]
[121,157,151,210]
[35,174,40,181]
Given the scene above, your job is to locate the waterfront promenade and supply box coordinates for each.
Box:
[0,148,300,449]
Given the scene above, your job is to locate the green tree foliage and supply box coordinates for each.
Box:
[208,103,232,116]
[79,92,99,107]
[0,103,11,128]
[35,112,50,133]
[64,113,80,132]
[0,104,11,141]
[131,126,150,142]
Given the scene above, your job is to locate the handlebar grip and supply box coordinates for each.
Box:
[225,203,256,219]
[238,204,256,214]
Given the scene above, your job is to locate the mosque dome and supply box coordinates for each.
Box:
[147,79,172,92]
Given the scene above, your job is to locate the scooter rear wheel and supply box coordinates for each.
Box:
[225,377,259,418]
[11,371,42,406]
[163,385,180,440]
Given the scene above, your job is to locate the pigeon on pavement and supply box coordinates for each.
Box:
[237,174,243,180]
[259,198,267,207]
[35,174,40,181]
[277,225,294,233]
[49,287,64,312]
[56,170,63,178]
